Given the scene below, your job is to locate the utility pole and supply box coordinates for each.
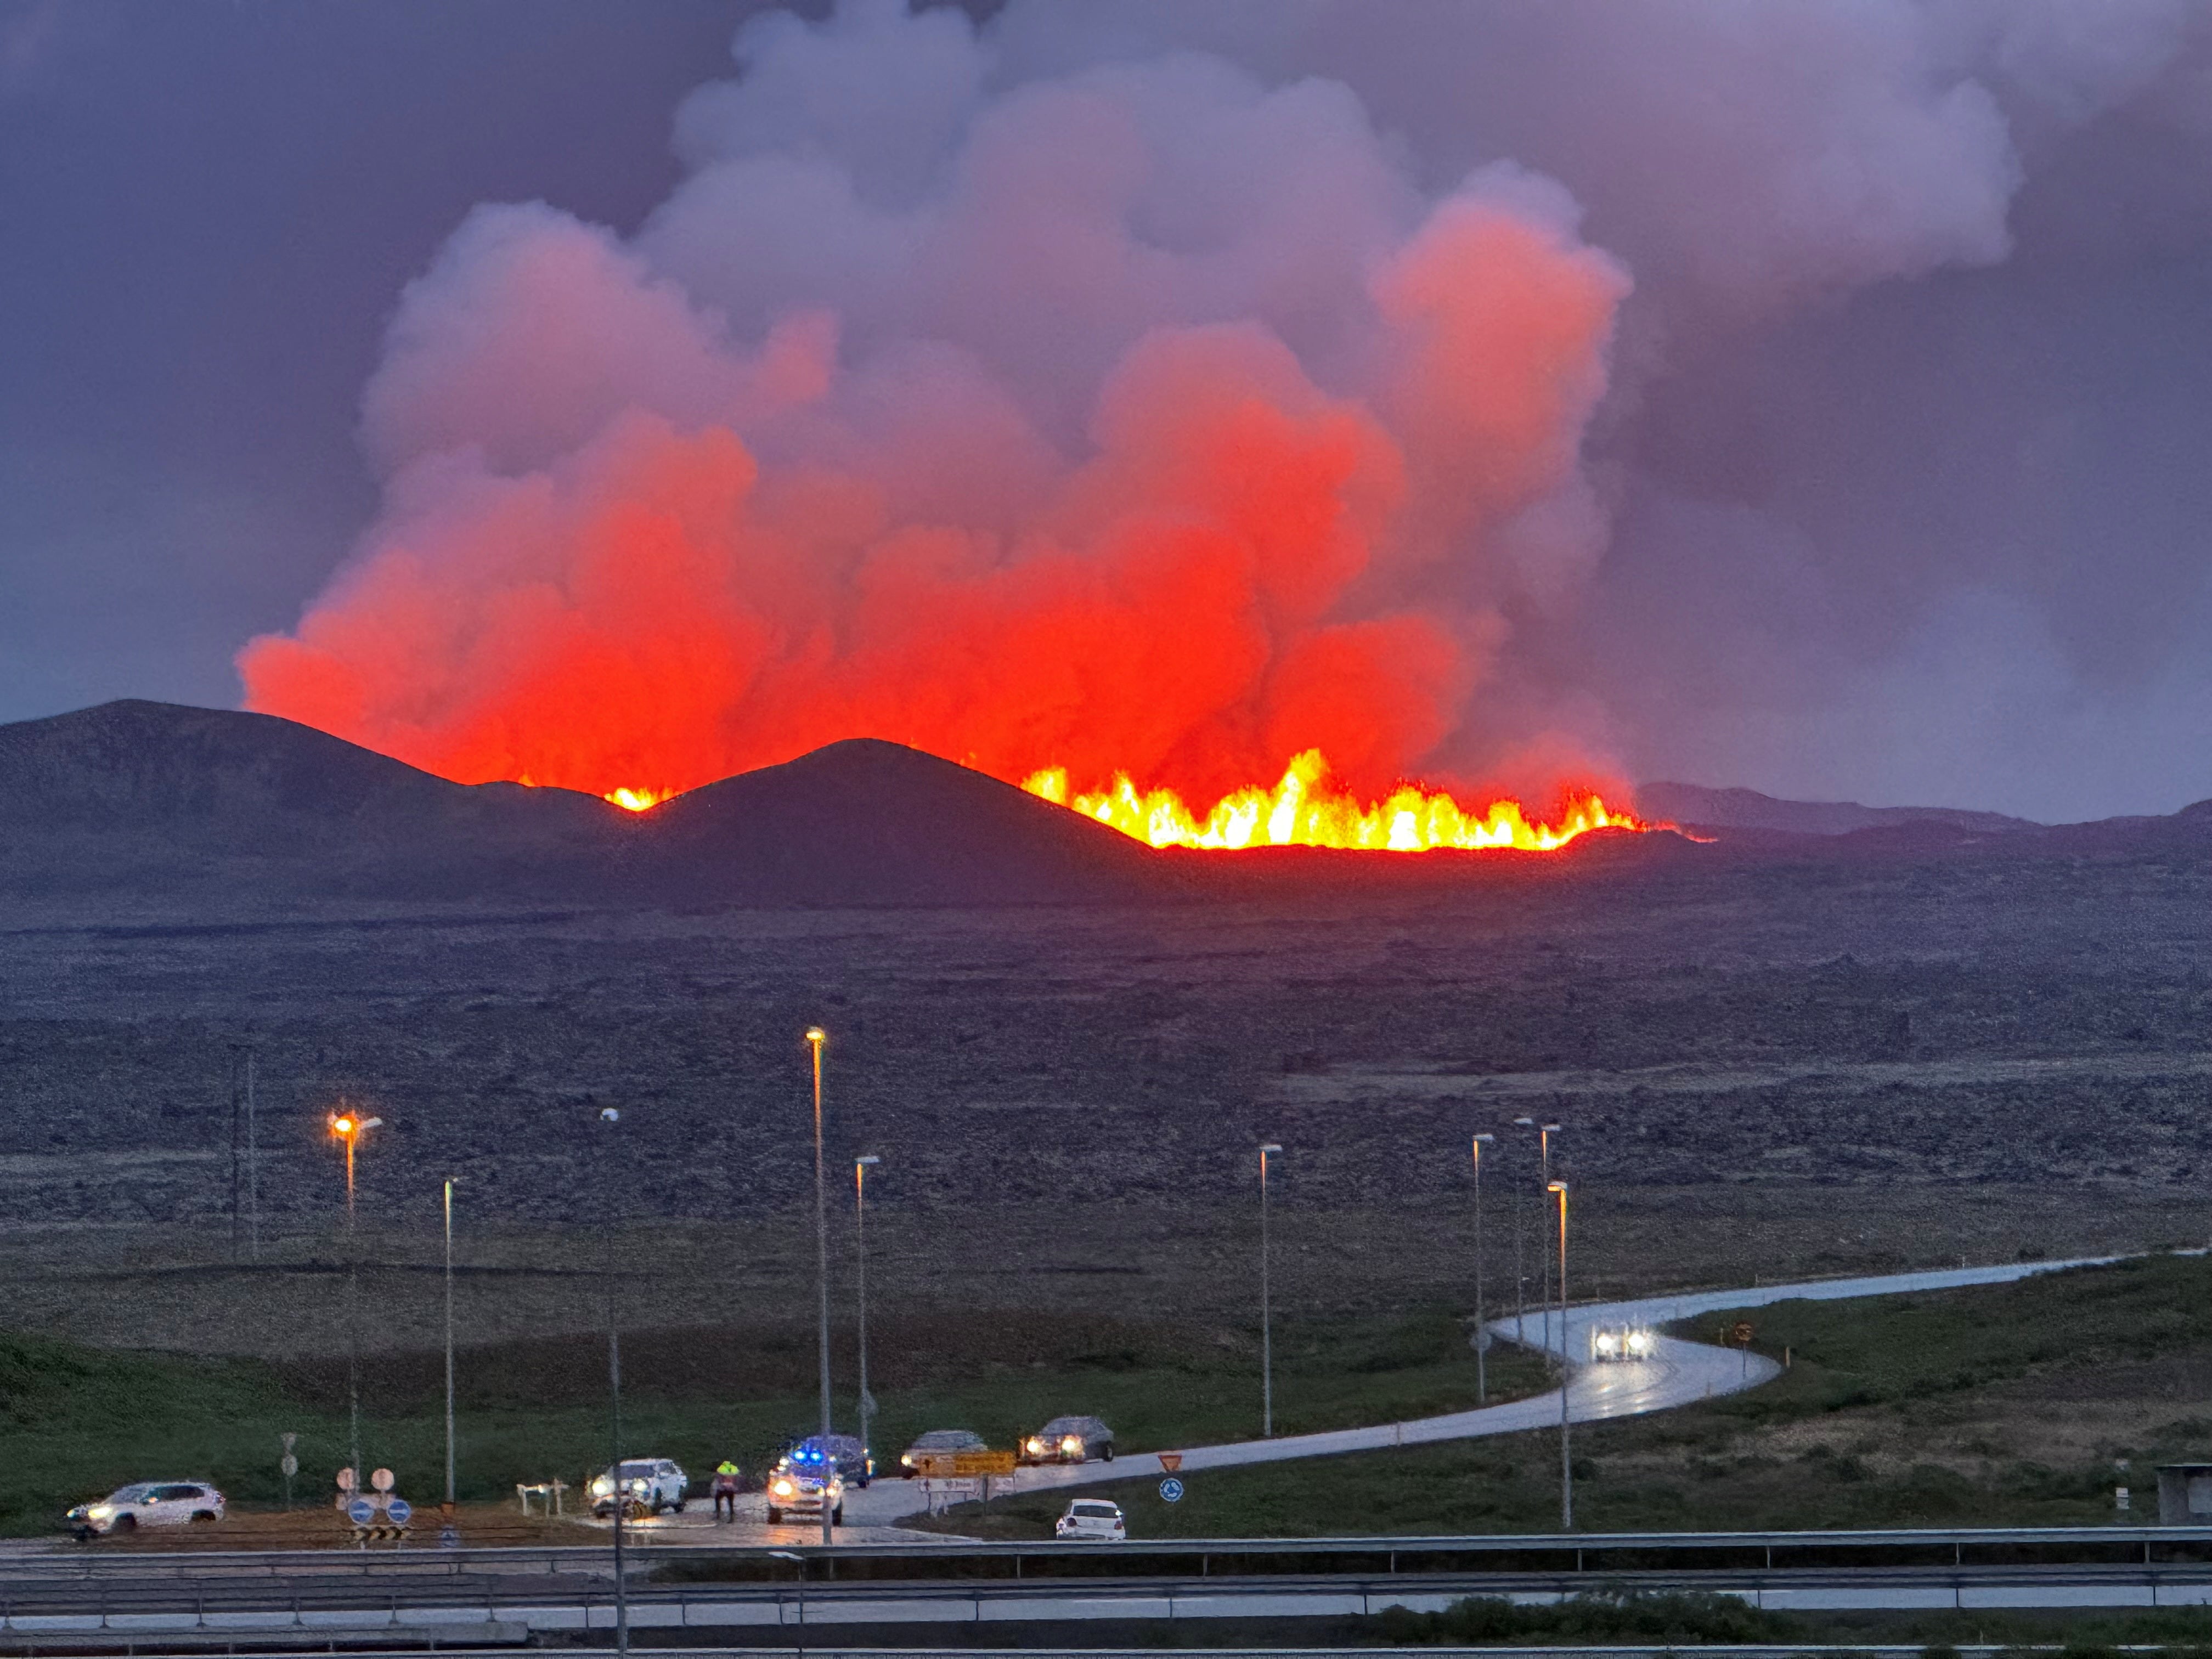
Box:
[1260,1143,1283,1437]
[599,1109,628,1657]
[806,1028,832,1548]
[1472,1132,1494,1404]
[245,1048,258,1261]
[228,1052,243,1260]
[443,1177,458,1518]
[1551,1178,1572,1530]
[854,1155,881,1468]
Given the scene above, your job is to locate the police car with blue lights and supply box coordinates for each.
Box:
[777,1433,873,1486]
[765,1442,846,1527]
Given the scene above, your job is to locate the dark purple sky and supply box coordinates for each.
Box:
[3,0,2207,820]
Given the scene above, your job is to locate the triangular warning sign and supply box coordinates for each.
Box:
[1158,1453,1183,1472]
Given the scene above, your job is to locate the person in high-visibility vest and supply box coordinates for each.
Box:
[712,1461,741,1521]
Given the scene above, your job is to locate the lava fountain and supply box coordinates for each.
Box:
[1022,751,1652,851]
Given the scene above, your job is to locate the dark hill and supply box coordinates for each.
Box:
[0,703,1165,910]
[637,737,1168,905]
[1637,780,2039,837]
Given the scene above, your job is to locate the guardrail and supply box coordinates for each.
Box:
[10,1525,2212,1587]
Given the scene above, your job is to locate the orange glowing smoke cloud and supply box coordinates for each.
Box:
[235,15,1641,842]
[1025,751,1649,851]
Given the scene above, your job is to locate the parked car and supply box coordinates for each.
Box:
[764,1464,844,1527]
[588,1458,688,1517]
[1054,1499,1127,1541]
[67,1481,225,1539]
[1019,1415,1114,1465]
[778,1433,873,1487]
[898,1428,988,1477]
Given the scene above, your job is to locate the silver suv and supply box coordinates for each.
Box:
[67,1481,225,1539]
[589,1458,688,1518]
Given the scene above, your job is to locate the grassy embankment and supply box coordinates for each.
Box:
[924,1251,2212,1539]
[0,1306,1544,1538]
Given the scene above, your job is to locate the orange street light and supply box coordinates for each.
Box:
[327,1106,382,1517]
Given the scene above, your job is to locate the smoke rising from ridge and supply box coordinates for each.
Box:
[235,0,2212,819]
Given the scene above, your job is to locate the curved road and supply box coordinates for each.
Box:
[843,1251,2122,1526]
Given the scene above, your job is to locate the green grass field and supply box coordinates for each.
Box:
[924,1252,2212,1539]
[0,1305,1542,1537]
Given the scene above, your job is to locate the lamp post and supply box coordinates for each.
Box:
[1549,1178,1571,1530]
[1511,1118,1534,1341]
[1538,1122,1562,1354]
[327,1109,381,1510]
[1471,1133,1495,1404]
[805,1028,833,1548]
[853,1155,881,1469]
[1259,1143,1283,1437]
[598,1108,628,1657]
[443,1177,458,1519]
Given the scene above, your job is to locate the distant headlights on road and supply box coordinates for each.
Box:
[1590,1325,1655,1362]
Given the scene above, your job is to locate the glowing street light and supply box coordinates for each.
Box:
[853,1155,881,1469]
[327,1108,381,1514]
[1538,1122,1562,1353]
[1260,1143,1283,1437]
[1471,1133,1496,1404]
[805,1027,833,1547]
[1549,1178,1571,1530]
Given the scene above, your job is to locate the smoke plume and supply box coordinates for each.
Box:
[238,0,2212,819]
[239,1,1628,805]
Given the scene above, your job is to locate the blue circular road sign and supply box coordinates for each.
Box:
[1158,1477,1185,1504]
[386,1498,413,1526]
[347,1498,375,1526]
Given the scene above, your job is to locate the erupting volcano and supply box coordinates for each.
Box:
[235,6,1655,850]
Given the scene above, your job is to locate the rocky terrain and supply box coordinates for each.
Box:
[0,700,2203,1362]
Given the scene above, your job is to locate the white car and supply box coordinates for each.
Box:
[589,1458,688,1518]
[764,1465,844,1527]
[1054,1499,1127,1541]
[67,1481,225,1539]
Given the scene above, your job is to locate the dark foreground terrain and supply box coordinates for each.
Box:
[0,700,2202,1379]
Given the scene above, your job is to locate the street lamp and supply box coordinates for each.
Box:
[805,1027,833,1548]
[327,1109,381,1510]
[1549,1178,1571,1530]
[443,1177,459,1522]
[853,1155,881,1470]
[1471,1133,1495,1404]
[1511,1118,1534,1341]
[1259,1143,1283,1437]
[598,1107,628,1657]
[1538,1123,1562,1353]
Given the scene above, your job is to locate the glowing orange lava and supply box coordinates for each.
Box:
[1023,751,1654,851]
[603,787,672,812]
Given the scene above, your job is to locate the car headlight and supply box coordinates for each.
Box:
[87,1505,113,1520]
[590,1477,612,1496]
[1061,1436,1082,1451]
[900,1453,914,1466]
[772,1479,793,1497]
[1025,1438,1043,1454]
